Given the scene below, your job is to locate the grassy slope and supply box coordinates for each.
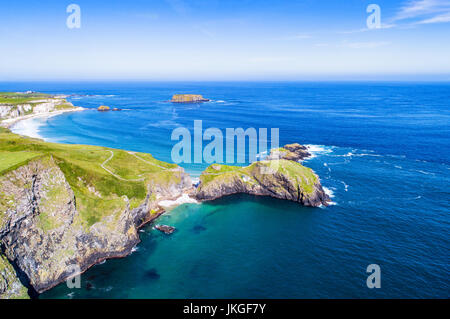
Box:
[199,160,319,195]
[0,127,179,227]
[0,92,52,105]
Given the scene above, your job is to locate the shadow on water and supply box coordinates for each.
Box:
[143,268,161,280]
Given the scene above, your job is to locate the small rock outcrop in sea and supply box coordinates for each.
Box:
[266,143,311,162]
[97,105,111,111]
[155,225,176,234]
[170,94,210,103]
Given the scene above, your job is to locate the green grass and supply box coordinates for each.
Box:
[0,150,42,174]
[0,92,52,105]
[199,159,319,195]
[0,128,182,227]
[55,103,75,110]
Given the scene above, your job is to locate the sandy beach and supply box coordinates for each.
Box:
[1,107,85,138]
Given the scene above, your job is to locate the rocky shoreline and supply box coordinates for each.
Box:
[0,95,330,299]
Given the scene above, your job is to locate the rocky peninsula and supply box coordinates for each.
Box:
[195,157,329,207]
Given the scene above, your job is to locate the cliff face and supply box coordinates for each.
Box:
[0,93,77,121]
[0,156,191,294]
[0,129,192,297]
[0,253,28,299]
[195,160,329,207]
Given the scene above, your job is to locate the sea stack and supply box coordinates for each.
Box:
[97,105,110,111]
[170,94,210,103]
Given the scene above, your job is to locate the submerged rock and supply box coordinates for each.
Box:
[144,268,160,280]
[155,225,176,234]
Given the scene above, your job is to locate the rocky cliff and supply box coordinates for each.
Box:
[195,159,329,207]
[0,92,78,121]
[266,143,311,162]
[0,253,29,299]
[0,128,192,297]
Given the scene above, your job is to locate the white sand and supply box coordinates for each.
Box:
[2,107,85,129]
[2,107,85,140]
[158,193,198,209]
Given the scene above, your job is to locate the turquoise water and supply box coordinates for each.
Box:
[1,81,449,298]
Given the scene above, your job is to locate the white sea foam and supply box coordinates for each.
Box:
[158,193,198,208]
[322,186,337,206]
[304,144,333,159]
[341,181,349,192]
[131,247,139,253]
[323,186,335,198]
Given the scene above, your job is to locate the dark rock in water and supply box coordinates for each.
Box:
[144,268,160,280]
[86,282,93,290]
[155,224,176,234]
[193,225,206,233]
[267,143,311,162]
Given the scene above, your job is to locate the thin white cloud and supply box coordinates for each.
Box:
[165,0,190,15]
[336,24,396,34]
[342,41,390,49]
[135,13,159,20]
[276,34,313,40]
[394,0,450,24]
[417,11,450,23]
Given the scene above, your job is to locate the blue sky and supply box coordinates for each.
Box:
[1,0,450,80]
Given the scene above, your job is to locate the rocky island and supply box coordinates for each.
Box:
[170,94,210,103]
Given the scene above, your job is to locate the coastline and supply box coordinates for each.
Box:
[1,107,85,130]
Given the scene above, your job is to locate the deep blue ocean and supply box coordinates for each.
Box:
[1,81,449,298]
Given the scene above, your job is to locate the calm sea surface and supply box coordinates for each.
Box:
[2,81,449,298]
